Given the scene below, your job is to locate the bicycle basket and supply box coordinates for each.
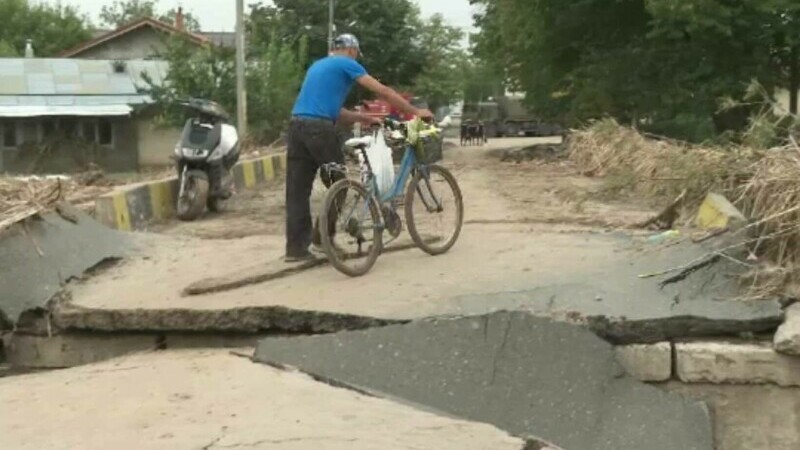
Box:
[406,118,442,163]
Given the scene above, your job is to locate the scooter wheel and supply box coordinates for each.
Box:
[177,176,209,221]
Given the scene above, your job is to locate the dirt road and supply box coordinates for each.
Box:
[152,137,653,242]
[66,137,665,322]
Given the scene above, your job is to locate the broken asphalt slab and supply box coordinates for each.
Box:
[56,228,781,343]
[0,207,131,329]
[446,285,782,344]
[437,234,783,343]
[254,311,713,450]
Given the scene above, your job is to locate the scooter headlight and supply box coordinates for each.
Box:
[182,148,209,158]
[208,147,223,162]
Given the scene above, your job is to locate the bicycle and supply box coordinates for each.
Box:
[319,117,464,277]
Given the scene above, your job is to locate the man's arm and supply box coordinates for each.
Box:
[339,108,381,125]
[357,75,433,119]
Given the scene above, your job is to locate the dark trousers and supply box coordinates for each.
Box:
[285,117,345,256]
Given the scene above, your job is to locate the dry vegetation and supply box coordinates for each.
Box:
[569,119,800,300]
[0,167,115,231]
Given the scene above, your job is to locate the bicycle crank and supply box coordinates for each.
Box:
[382,206,403,239]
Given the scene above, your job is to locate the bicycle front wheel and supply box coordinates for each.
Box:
[320,179,384,277]
[405,165,464,255]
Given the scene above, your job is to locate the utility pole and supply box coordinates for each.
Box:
[235,0,247,137]
[327,0,335,52]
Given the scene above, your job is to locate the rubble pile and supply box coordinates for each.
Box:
[0,173,113,231]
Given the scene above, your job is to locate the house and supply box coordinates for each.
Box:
[0,58,180,174]
[58,12,235,60]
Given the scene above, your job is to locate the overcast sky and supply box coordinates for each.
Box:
[37,1,477,32]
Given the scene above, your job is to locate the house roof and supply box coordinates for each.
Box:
[0,58,169,116]
[58,17,210,58]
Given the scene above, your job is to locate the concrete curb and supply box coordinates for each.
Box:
[94,152,287,230]
[676,341,800,387]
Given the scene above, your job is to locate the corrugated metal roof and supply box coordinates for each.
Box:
[0,94,152,106]
[0,104,132,117]
[0,58,166,115]
[0,58,167,97]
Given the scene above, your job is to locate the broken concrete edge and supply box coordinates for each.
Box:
[17,310,800,389]
[774,303,800,355]
[259,357,566,450]
[44,294,784,343]
[0,209,131,329]
[615,342,672,382]
[4,332,268,369]
[94,152,287,231]
[620,339,800,387]
[676,340,800,388]
[583,313,782,345]
[50,303,406,334]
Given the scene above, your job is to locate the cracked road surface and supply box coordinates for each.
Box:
[58,138,780,342]
[0,350,527,450]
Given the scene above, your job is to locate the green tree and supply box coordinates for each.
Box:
[100,0,201,31]
[248,0,424,92]
[470,0,797,141]
[246,36,308,141]
[462,62,503,104]
[411,14,468,111]
[0,0,91,57]
[144,35,305,143]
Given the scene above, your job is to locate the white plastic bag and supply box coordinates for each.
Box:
[364,129,395,196]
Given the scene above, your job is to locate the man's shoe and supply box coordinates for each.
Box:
[284,251,317,263]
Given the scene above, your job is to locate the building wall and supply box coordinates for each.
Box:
[0,117,138,174]
[76,27,167,60]
[136,117,182,167]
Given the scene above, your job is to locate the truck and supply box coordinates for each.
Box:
[462,95,563,138]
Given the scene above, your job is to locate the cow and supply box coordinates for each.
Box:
[460,120,486,146]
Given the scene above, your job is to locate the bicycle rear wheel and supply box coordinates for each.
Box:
[405,165,464,255]
[320,179,384,277]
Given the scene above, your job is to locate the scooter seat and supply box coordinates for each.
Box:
[345,136,372,149]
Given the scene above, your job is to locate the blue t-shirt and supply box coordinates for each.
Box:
[292,56,368,121]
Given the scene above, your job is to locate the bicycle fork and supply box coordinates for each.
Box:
[416,169,444,213]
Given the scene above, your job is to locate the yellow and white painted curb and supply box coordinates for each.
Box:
[95,153,287,231]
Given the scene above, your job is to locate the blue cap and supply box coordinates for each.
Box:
[333,33,362,56]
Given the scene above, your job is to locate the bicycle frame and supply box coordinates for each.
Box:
[369,141,443,210]
[379,144,417,203]
[338,134,442,238]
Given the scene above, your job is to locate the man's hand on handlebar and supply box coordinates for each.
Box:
[360,114,383,126]
[415,108,434,121]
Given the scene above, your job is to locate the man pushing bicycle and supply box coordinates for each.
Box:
[285,33,433,262]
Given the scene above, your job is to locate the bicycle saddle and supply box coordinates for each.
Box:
[344,136,372,149]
